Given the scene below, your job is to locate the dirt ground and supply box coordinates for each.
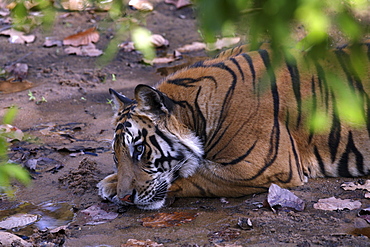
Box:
[1,2,370,247]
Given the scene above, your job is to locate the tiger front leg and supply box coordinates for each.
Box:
[97,173,120,203]
[168,171,267,198]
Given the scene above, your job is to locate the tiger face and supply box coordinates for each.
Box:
[100,86,203,210]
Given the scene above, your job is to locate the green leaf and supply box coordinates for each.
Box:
[3,107,18,125]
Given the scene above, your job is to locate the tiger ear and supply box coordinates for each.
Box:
[109,88,135,111]
[134,84,173,116]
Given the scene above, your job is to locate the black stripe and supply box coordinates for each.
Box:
[314,146,326,175]
[155,127,174,148]
[338,131,365,177]
[308,76,316,143]
[258,49,280,167]
[314,62,330,113]
[205,62,238,153]
[328,92,341,163]
[230,57,244,81]
[275,153,293,183]
[286,56,302,127]
[286,121,303,181]
[241,53,256,90]
[221,141,257,165]
[335,49,364,92]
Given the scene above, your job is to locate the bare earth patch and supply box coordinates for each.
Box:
[1,2,370,246]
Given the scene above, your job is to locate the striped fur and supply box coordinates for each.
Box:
[98,44,370,209]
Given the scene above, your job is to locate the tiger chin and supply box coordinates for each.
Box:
[98,44,370,210]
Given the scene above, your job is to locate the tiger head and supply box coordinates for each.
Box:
[109,85,203,210]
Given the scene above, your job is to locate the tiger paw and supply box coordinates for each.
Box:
[97,173,118,202]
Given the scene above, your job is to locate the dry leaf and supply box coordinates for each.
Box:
[0,213,38,229]
[267,183,305,212]
[313,197,362,211]
[365,192,370,198]
[64,43,103,57]
[146,50,182,64]
[60,0,92,11]
[0,232,32,247]
[0,8,10,16]
[44,37,63,47]
[0,78,33,93]
[118,41,135,52]
[0,124,24,142]
[80,205,118,225]
[165,0,192,9]
[63,27,99,47]
[206,37,241,51]
[5,63,28,81]
[141,212,198,228]
[0,28,35,44]
[122,239,164,247]
[341,180,370,192]
[358,207,370,224]
[177,42,207,53]
[237,217,253,230]
[150,34,169,47]
[129,0,153,11]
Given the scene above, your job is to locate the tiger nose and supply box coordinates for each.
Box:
[120,194,133,203]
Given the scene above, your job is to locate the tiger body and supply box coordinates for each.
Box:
[98,44,370,209]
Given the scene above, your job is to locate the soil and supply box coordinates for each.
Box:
[1,2,370,247]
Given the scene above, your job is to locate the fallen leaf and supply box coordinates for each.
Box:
[0,78,33,93]
[341,180,370,192]
[237,217,253,230]
[0,28,35,44]
[129,0,153,11]
[141,212,198,228]
[44,37,63,47]
[23,157,64,173]
[5,63,28,80]
[165,0,192,9]
[64,43,103,57]
[60,0,92,11]
[63,27,99,47]
[313,197,362,211]
[122,239,164,247]
[267,183,305,212]
[150,34,169,47]
[80,205,118,225]
[0,8,10,16]
[0,232,32,247]
[177,42,207,53]
[118,41,135,52]
[206,37,241,51]
[49,224,68,233]
[0,124,24,141]
[365,192,370,198]
[0,213,38,229]
[358,207,370,224]
[145,50,182,64]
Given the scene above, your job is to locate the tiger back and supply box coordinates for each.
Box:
[98,43,370,209]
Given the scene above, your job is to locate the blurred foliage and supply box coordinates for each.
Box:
[0,108,30,196]
[10,0,55,32]
[196,0,368,55]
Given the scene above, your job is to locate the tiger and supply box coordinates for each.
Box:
[97,43,370,210]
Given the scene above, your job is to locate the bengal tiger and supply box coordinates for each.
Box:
[97,43,370,210]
